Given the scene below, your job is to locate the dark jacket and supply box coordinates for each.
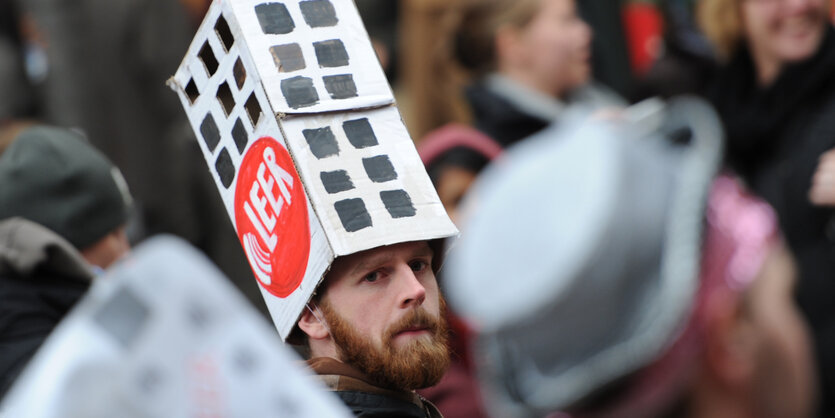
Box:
[708,26,835,418]
[465,82,550,149]
[465,75,623,149]
[307,357,443,418]
[0,218,92,398]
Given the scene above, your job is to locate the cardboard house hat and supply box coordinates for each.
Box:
[446,98,723,416]
[169,0,457,340]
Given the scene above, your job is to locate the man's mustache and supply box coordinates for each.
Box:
[385,308,441,340]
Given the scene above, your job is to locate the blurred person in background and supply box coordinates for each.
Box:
[0,124,133,398]
[0,0,267,318]
[0,0,192,238]
[422,0,623,225]
[418,124,502,226]
[355,0,400,83]
[698,0,835,415]
[452,0,623,148]
[445,100,817,418]
[0,1,36,120]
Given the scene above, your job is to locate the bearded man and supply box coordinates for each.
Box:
[296,240,450,417]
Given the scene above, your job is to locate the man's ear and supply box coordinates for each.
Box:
[703,292,758,389]
[298,305,330,341]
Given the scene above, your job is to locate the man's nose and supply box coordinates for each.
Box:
[397,264,426,308]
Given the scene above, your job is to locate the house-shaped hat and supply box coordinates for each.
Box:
[168,0,457,340]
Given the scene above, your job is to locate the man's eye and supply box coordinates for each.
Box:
[363,271,381,283]
[409,260,429,272]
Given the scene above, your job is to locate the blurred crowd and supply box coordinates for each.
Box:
[3,0,835,417]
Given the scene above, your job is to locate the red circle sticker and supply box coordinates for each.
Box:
[234,137,310,298]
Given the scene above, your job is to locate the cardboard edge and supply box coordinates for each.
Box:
[272,109,338,342]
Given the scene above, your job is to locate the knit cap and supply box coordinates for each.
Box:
[0,125,132,249]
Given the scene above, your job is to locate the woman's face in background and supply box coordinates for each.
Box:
[741,0,829,81]
[500,0,592,97]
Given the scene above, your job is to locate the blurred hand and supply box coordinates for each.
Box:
[809,148,835,206]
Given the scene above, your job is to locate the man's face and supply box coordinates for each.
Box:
[317,240,449,390]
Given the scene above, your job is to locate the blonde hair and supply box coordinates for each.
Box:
[696,0,744,61]
[453,0,544,75]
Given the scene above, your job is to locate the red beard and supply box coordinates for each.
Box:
[319,298,451,391]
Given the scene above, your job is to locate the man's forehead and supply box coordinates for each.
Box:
[324,241,432,280]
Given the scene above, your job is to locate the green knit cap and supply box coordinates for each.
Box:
[0,125,133,249]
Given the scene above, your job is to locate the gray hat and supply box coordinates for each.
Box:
[445,98,722,417]
[0,125,132,249]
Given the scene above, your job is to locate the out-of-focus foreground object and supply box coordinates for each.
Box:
[0,235,352,418]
